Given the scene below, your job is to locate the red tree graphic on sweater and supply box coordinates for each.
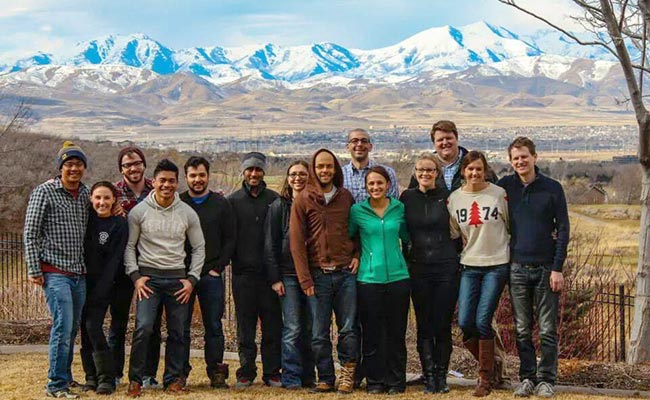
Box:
[468,201,483,227]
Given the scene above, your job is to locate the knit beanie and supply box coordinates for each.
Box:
[240,152,266,174]
[57,141,87,169]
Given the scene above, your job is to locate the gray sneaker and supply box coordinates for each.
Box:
[142,376,161,389]
[514,379,535,397]
[534,382,555,398]
[45,388,79,399]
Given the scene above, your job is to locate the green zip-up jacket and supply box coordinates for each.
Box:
[349,198,410,284]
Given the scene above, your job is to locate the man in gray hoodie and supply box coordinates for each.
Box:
[124,159,205,397]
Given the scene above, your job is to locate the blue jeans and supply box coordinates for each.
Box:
[128,277,189,386]
[309,269,358,386]
[510,263,559,384]
[280,276,316,387]
[43,273,86,392]
[182,273,226,378]
[458,264,509,340]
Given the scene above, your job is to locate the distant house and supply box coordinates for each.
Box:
[579,183,608,204]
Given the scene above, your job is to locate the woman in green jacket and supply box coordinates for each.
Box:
[349,165,410,395]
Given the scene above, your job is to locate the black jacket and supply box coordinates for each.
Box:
[498,168,570,272]
[227,181,279,276]
[180,191,236,276]
[84,212,128,304]
[263,197,296,284]
[400,187,459,274]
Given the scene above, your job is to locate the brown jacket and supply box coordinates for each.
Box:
[289,149,358,290]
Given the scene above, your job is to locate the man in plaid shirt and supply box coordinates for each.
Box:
[24,141,90,399]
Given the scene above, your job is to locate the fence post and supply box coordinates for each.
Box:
[619,284,626,362]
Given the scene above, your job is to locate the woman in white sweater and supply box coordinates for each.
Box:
[447,150,509,397]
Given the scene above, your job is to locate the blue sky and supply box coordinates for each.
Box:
[0,0,580,62]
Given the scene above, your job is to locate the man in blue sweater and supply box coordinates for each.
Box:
[498,137,569,398]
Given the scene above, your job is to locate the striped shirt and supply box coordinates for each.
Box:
[342,159,400,203]
[24,177,90,277]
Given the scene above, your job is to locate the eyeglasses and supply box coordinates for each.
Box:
[121,160,144,169]
[288,172,308,179]
[62,160,84,168]
[415,167,437,174]
[348,138,370,145]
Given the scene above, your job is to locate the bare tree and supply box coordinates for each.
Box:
[498,0,650,364]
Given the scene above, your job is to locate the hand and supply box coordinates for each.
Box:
[135,276,153,301]
[272,281,285,296]
[29,276,44,286]
[113,203,126,217]
[174,279,193,304]
[349,258,359,274]
[304,286,315,297]
[208,269,220,277]
[550,271,564,292]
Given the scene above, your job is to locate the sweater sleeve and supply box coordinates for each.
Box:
[124,209,142,282]
[552,183,570,272]
[186,210,206,286]
[289,195,313,291]
[263,201,282,285]
[447,200,461,240]
[215,197,236,272]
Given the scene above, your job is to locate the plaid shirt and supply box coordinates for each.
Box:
[342,159,400,203]
[442,153,462,191]
[23,177,90,277]
[115,178,153,214]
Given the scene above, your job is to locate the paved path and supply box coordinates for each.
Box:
[2,344,649,398]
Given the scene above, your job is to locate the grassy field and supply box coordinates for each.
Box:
[0,353,624,400]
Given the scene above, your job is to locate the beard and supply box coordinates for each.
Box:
[188,184,208,196]
[123,173,143,185]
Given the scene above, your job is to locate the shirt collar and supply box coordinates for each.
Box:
[348,159,376,173]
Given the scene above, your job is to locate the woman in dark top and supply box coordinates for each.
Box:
[399,153,460,394]
[263,160,315,389]
[80,182,128,395]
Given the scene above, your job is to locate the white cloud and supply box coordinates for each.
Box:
[482,0,586,33]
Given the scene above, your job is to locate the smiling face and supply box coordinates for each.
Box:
[60,158,85,187]
[433,130,459,163]
[120,152,145,185]
[153,170,178,203]
[463,158,486,185]
[91,186,116,218]
[287,164,309,194]
[415,159,438,190]
[366,171,389,200]
[347,130,373,163]
[243,166,264,187]
[186,164,209,196]
[509,146,537,180]
[314,151,336,188]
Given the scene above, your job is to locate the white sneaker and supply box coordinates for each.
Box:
[514,379,535,397]
[534,381,555,398]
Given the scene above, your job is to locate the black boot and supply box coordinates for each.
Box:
[418,339,437,393]
[80,343,97,391]
[434,339,451,394]
[94,351,116,395]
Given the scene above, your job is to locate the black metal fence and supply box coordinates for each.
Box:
[0,232,636,363]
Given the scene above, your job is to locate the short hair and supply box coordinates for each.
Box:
[415,152,441,173]
[153,159,179,178]
[430,120,458,142]
[184,156,210,175]
[348,128,371,142]
[508,136,537,159]
[90,181,117,198]
[118,146,147,171]
[460,150,489,179]
[280,160,309,200]
[364,165,391,186]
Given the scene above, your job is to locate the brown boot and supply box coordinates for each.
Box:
[473,339,494,397]
[210,363,229,389]
[463,337,479,361]
[126,381,142,398]
[337,362,356,394]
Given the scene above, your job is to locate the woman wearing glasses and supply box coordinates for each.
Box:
[399,152,460,394]
[263,160,316,389]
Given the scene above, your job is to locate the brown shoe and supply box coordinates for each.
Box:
[310,381,335,393]
[165,378,188,394]
[473,339,494,397]
[126,382,142,398]
[337,362,356,394]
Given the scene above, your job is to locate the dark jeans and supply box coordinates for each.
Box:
[80,300,111,380]
[182,273,226,378]
[279,276,316,387]
[358,279,410,392]
[231,273,282,381]
[458,264,509,340]
[410,263,460,372]
[107,277,161,379]
[128,277,188,386]
[510,263,559,385]
[309,269,358,386]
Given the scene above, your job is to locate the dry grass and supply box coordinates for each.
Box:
[0,353,621,400]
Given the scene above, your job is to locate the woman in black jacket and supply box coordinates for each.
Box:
[80,182,128,395]
[263,160,315,389]
[399,153,460,394]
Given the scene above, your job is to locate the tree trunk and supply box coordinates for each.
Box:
[628,118,650,364]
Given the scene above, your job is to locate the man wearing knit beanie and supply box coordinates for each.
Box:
[240,152,267,175]
[24,141,90,398]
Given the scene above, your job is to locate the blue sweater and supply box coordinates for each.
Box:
[498,169,569,272]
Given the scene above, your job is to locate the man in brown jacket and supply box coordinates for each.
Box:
[290,148,359,394]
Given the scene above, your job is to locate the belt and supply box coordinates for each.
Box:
[320,264,347,274]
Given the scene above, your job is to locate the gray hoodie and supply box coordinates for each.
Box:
[125,191,205,286]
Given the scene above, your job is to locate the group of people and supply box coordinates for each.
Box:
[24,120,569,399]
